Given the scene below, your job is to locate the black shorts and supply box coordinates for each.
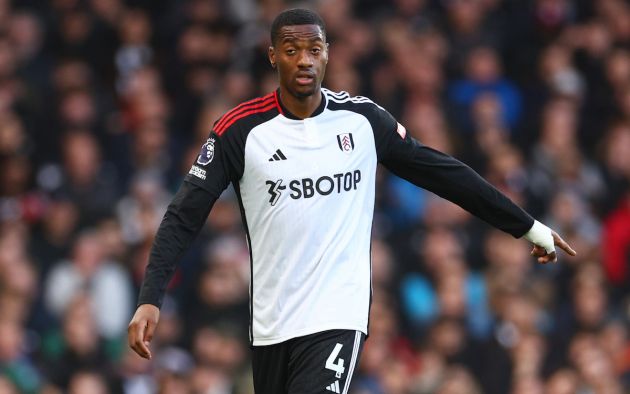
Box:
[252,329,365,394]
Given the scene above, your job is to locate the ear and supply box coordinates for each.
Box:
[268,46,276,68]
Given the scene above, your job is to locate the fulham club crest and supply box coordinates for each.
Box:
[337,133,354,153]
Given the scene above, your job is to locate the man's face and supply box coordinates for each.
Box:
[269,24,328,99]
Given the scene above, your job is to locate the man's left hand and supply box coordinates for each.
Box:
[531,230,577,264]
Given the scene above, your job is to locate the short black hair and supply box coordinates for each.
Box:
[270,8,326,45]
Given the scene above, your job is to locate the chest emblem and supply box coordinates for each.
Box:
[336,133,355,153]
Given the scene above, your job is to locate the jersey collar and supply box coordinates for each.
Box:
[275,89,327,120]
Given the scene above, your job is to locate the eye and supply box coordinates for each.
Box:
[286,48,296,55]
[312,47,321,55]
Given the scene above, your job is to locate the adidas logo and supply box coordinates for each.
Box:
[268,149,287,161]
[325,381,340,393]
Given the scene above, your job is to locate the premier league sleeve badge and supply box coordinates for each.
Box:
[197,137,215,165]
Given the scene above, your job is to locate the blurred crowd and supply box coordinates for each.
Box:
[1,0,630,393]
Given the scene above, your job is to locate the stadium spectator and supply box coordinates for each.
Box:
[44,229,132,339]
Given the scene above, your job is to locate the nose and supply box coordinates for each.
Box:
[297,50,313,68]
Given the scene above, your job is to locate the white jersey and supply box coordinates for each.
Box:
[151,87,533,345]
[185,88,401,345]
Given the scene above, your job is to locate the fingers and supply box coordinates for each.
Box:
[531,245,556,264]
[552,231,577,256]
[530,245,546,257]
[145,319,156,345]
[128,319,152,360]
[537,251,557,264]
[530,232,577,265]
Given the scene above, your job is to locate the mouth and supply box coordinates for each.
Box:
[295,73,315,86]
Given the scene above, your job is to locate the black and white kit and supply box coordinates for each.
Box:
[138,88,533,348]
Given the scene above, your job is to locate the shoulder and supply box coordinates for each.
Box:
[323,88,381,110]
[323,88,396,129]
[213,91,281,136]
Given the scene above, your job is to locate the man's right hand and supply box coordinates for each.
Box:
[128,304,160,360]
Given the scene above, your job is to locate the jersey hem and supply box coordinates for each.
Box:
[252,323,367,346]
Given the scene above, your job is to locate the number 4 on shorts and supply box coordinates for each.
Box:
[326,343,345,378]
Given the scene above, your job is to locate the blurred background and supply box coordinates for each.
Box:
[0,0,629,393]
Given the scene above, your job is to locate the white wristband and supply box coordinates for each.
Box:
[523,220,555,254]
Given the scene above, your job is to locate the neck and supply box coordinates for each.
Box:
[279,87,322,119]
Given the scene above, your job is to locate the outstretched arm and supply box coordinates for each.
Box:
[383,139,535,237]
[375,116,576,260]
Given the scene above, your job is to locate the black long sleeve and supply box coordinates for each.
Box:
[368,106,534,238]
[383,138,534,237]
[138,127,236,308]
[137,181,217,308]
